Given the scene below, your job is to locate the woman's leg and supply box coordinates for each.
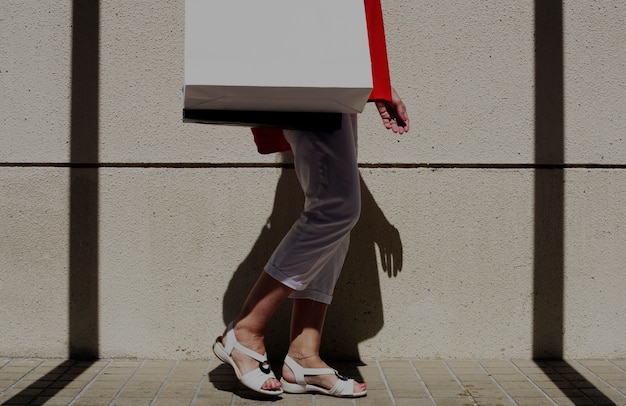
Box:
[220,272,293,391]
[274,115,364,393]
[281,298,366,393]
[221,114,360,392]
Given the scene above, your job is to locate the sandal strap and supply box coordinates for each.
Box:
[329,377,356,396]
[224,322,268,363]
[284,355,337,385]
[241,364,279,391]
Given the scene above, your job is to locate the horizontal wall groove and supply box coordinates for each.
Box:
[359,163,626,169]
[1,162,625,169]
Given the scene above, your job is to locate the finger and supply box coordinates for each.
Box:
[387,253,395,277]
[393,254,400,276]
[395,115,409,134]
[396,101,408,121]
[389,118,398,133]
[380,247,389,273]
[394,103,409,131]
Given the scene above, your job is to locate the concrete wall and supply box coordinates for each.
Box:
[1,0,624,360]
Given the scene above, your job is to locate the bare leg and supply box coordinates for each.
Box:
[221,272,293,391]
[282,299,366,393]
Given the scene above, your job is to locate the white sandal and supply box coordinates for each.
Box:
[212,322,283,396]
[280,355,367,397]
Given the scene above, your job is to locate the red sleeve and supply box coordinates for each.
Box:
[251,127,291,154]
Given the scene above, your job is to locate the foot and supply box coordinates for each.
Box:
[217,322,281,393]
[281,354,366,395]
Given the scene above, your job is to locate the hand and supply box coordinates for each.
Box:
[377,226,403,277]
[375,87,409,134]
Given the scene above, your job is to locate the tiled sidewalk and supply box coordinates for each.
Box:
[1,358,625,405]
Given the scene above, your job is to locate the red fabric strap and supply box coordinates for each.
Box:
[365,0,392,103]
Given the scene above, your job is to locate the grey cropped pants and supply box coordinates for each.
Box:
[264,114,361,304]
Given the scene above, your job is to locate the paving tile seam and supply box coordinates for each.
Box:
[476,360,519,406]
[0,359,46,399]
[149,359,180,406]
[573,359,626,399]
[189,360,213,406]
[507,360,558,406]
[107,359,146,405]
[442,360,478,405]
[375,360,398,406]
[518,359,626,404]
[67,360,112,406]
[408,359,437,405]
[608,359,626,391]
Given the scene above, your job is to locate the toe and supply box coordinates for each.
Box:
[263,378,281,391]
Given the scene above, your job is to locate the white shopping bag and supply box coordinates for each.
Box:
[184,0,373,115]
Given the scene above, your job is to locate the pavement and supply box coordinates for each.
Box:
[1,358,625,405]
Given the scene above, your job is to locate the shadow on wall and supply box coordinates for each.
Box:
[221,165,403,363]
[1,0,100,403]
[69,0,100,361]
[533,1,616,404]
[533,0,564,362]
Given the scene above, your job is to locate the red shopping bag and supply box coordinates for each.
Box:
[252,0,392,154]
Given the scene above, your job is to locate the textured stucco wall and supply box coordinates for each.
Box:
[1,0,625,360]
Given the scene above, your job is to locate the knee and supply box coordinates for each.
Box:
[325,189,361,234]
[302,168,361,235]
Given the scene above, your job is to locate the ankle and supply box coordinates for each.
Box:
[224,322,266,356]
[287,340,320,363]
[234,316,269,337]
[232,320,265,341]
[287,353,319,362]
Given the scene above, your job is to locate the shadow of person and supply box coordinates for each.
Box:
[321,173,403,361]
[221,158,403,371]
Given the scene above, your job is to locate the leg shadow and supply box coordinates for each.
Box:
[221,164,303,358]
[323,175,403,361]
